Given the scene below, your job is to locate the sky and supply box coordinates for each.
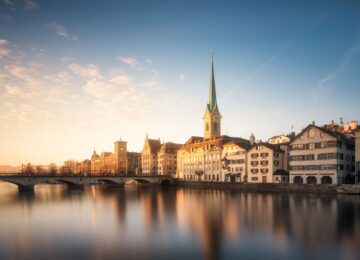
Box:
[1,0,360,166]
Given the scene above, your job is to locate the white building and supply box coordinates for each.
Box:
[289,124,355,184]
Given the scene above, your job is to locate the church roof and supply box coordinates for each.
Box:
[179,135,250,151]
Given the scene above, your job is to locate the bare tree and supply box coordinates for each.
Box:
[48,163,58,176]
[64,160,77,174]
[35,165,45,175]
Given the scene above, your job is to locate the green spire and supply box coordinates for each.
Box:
[207,52,218,112]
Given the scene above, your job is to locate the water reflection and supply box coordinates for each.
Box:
[0,182,359,260]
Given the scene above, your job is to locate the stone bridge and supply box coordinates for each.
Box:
[0,175,173,192]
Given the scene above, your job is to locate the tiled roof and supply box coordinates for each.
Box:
[179,135,250,151]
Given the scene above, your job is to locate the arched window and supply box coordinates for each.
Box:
[321,176,332,184]
[306,176,317,184]
[293,176,303,184]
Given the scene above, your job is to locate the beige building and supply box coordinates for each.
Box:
[141,136,161,175]
[91,140,128,175]
[289,124,355,184]
[247,142,287,183]
[354,129,360,184]
[222,141,249,182]
[177,55,250,182]
[157,142,182,177]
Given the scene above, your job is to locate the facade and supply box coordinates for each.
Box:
[127,152,141,176]
[157,142,182,177]
[90,140,128,176]
[141,136,161,175]
[247,143,287,183]
[355,129,360,184]
[177,55,250,182]
[289,124,355,184]
[222,141,249,182]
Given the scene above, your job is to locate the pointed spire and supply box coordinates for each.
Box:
[207,51,218,113]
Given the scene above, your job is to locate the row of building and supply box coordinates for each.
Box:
[73,56,360,185]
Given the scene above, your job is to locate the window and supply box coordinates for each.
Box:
[251,161,259,166]
[260,168,268,174]
[251,169,259,174]
[274,160,279,166]
[260,153,268,158]
[251,153,259,158]
[251,177,258,181]
[305,154,315,160]
[260,160,268,166]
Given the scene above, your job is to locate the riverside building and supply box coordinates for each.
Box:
[141,136,181,176]
[289,124,355,184]
[247,142,288,183]
[355,129,360,184]
[90,139,141,176]
[177,55,250,182]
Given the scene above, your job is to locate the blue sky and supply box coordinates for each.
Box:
[1,0,360,165]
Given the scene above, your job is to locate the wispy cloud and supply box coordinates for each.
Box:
[23,0,39,10]
[0,39,11,59]
[118,56,139,68]
[313,32,360,100]
[68,63,102,78]
[46,21,78,41]
[4,0,14,6]
[179,73,186,81]
[146,58,152,65]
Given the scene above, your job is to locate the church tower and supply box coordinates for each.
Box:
[203,53,222,139]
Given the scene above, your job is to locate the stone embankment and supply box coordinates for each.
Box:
[174,181,360,195]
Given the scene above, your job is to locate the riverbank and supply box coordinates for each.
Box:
[174,181,360,195]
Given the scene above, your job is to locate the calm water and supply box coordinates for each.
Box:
[0,182,359,260]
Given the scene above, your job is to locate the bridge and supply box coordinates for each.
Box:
[0,175,173,192]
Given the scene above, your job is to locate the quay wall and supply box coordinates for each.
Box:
[174,181,360,195]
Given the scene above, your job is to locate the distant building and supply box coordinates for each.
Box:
[91,140,127,175]
[247,142,288,183]
[268,134,291,144]
[355,129,360,184]
[323,118,359,135]
[141,136,161,175]
[177,55,250,182]
[157,142,182,177]
[289,124,355,184]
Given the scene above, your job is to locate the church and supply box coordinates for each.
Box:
[176,55,250,182]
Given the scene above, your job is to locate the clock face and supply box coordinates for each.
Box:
[308,128,316,139]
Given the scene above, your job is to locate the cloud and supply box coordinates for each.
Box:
[46,21,78,41]
[68,63,102,78]
[313,32,360,99]
[146,58,152,65]
[0,39,11,59]
[23,0,39,10]
[143,80,157,88]
[4,0,14,6]
[118,56,139,68]
[179,73,186,81]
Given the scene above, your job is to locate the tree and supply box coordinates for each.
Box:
[35,165,45,175]
[64,160,77,174]
[48,163,58,176]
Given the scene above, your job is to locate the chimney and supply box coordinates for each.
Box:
[340,117,343,127]
[312,121,315,125]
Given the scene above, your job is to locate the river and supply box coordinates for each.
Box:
[0,182,359,260]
